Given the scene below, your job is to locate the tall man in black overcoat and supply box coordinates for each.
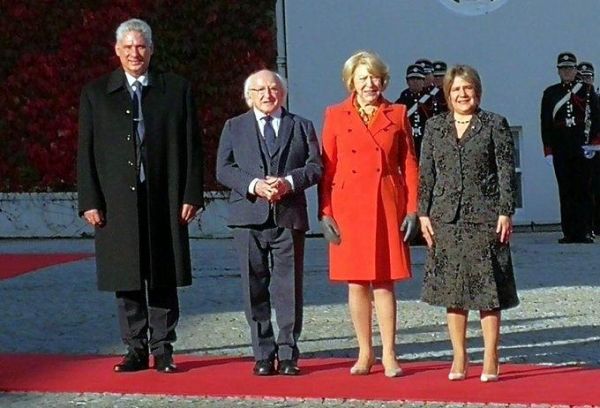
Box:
[216,70,322,376]
[541,52,599,243]
[77,18,203,373]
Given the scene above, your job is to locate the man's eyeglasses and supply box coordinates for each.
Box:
[250,87,280,95]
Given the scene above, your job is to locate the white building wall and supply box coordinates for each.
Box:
[282,0,600,226]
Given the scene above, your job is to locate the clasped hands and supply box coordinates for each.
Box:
[254,176,291,203]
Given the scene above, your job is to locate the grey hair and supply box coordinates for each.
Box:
[115,18,153,48]
[243,70,288,108]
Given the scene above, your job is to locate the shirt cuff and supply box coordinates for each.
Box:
[249,178,260,194]
[285,175,294,191]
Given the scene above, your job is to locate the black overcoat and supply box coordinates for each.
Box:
[77,68,203,291]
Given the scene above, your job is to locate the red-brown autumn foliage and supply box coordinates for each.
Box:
[0,0,276,191]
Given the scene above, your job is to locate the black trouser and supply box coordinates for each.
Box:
[553,153,593,239]
[115,287,179,356]
[232,221,304,362]
[115,180,179,357]
[590,155,600,234]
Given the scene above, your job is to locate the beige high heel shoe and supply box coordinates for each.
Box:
[448,357,469,381]
[480,360,500,382]
[350,354,376,375]
[382,358,403,378]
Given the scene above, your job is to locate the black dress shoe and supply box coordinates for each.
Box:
[278,359,300,376]
[574,236,594,244]
[154,353,177,373]
[113,350,149,372]
[558,236,574,244]
[253,359,276,376]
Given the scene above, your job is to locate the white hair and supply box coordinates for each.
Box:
[243,70,288,108]
[115,18,153,48]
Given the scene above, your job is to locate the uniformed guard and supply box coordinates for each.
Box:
[415,58,435,90]
[430,60,449,115]
[541,52,600,243]
[578,61,600,235]
[396,64,427,158]
[578,61,595,86]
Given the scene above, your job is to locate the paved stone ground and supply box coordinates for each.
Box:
[1,232,599,407]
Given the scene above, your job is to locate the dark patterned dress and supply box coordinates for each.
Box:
[418,111,519,311]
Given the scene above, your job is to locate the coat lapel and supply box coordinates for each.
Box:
[458,110,484,145]
[141,71,169,147]
[340,96,368,131]
[341,95,394,137]
[274,108,294,157]
[242,110,266,166]
[369,100,394,136]
[106,68,127,94]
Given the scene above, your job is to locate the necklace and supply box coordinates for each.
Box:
[454,118,471,124]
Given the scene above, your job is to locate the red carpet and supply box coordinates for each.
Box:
[0,254,92,280]
[0,354,599,406]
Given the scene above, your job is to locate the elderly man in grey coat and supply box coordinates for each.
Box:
[77,18,203,373]
[216,69,322,376]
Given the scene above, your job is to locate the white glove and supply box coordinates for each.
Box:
[545,155,553,167]
[582,145,597,159]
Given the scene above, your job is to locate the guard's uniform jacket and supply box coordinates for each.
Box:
[396,88,429,158]
[541,81,599,156]
[541,80,600,241]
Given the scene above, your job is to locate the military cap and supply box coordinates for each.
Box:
[433,61,447,77]
[578,61,594,76]
[415,58,433,74]
[557,52,577,68]
[406,64,425,79]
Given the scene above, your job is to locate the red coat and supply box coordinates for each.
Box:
[319,96,419,281]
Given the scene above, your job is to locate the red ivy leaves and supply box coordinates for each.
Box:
[0,0,276,192]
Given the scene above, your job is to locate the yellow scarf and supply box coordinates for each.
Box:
[354,97,380,126]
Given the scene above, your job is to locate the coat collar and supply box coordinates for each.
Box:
[442,108,488,145]
[106,68,165,94]
[340,94,394,135]
[243,108,296,160]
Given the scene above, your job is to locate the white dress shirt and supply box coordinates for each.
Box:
[248,107,294,194]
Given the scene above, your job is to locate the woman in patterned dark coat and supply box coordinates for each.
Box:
[418,65,519,383]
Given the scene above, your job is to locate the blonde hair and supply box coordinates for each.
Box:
[443,64,482,110]
[342,51,390,93]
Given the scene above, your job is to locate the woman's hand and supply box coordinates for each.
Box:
[401,213,418,242]
[419,216,435,248]
[320,215,342,245]
[496,215,512,244]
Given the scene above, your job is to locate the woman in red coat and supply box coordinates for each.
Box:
[319,51,419,377]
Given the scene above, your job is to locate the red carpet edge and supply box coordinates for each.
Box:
[0,354,599,406]
[0,254,93,280]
